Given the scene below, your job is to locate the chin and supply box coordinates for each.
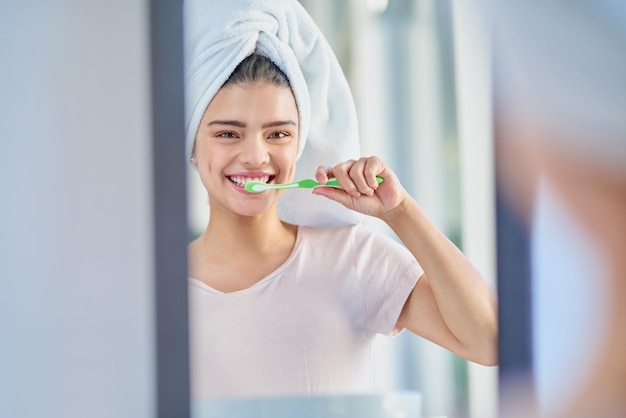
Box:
[231,202,275,218]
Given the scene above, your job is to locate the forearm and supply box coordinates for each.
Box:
[383,196,498,364]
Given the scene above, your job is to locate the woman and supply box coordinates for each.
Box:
[186,52,497,399]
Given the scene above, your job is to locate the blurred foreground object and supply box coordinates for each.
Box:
[489,1,626,417]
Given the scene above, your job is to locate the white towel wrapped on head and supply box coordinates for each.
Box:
[184,0,362,227]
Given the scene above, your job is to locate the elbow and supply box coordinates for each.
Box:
[457,343,498,366]
[474,311,499,366]
[467,326,499,366]
[473,336,499,366]
[473,352,499,367]
[466,345,498,366]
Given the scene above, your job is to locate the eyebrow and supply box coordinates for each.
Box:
[207,120,245,128]
[207,120,297,128]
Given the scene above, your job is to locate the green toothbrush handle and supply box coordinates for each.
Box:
[324,176,384,188]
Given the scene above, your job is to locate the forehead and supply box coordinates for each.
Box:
[205,82,298,121]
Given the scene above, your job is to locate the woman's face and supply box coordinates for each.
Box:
[193,81,299,218]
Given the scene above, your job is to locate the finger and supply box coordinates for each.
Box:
[333,160,361,197]
[312,185,355,208]
[348,158,375,196]
[315,165,332,184]
[364,156,384,189]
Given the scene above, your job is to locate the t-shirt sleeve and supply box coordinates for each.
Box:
[350,225,423,337]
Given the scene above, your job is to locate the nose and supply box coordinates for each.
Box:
[240,136,270,166]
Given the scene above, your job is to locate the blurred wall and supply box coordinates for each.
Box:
[0,1,156,417]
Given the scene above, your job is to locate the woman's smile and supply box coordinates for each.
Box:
[226,172,277,192]
[193,81,299,215]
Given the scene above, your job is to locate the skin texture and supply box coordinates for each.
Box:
[188,80,498,366]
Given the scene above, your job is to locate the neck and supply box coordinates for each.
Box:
[201,206,294,256]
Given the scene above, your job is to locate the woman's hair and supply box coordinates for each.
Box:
[223,53,291,89]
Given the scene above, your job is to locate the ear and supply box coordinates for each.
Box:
[190,144,197,165]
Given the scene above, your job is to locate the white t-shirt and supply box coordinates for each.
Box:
[188,224,422,400]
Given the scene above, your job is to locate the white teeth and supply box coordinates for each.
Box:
[229,176,270,186]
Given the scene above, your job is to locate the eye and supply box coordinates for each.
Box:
[267,131,292,142]
[215,131,238,140]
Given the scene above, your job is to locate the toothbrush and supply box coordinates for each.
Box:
[244,176,384,193]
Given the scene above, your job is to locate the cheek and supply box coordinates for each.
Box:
[195,147,225,184]
[197,141,225,168]
[280,143,299,176]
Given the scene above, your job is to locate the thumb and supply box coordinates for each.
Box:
[312,187,354,209]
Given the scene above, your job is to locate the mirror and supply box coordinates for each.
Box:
[186,1,497,416]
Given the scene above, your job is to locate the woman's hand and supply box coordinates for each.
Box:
[312,156,409,219]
